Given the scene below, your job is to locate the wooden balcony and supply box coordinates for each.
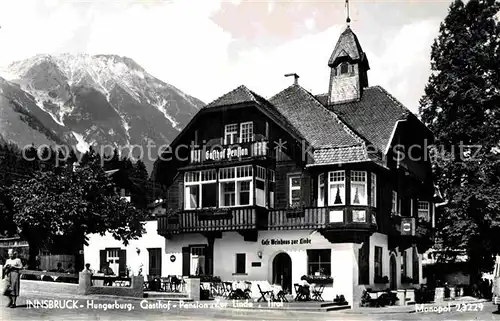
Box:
[189,140,272,164]
[267,206,377,231]
[157,207,261,236]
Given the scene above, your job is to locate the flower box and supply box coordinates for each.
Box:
[305,276,333,285]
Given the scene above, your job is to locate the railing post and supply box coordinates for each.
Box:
[78,271,92,295]
[185,277,200,301]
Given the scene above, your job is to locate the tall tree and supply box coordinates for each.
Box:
[8,148,147,269]
[132,159,149,182]
[419,0,500,273]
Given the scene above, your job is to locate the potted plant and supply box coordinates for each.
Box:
[401,275,414,284]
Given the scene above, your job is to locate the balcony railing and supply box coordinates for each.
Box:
[267,206,377,231]
[190,140,272,164]
[157,207,258,235]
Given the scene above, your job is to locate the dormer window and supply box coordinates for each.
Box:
[339,62,349,75]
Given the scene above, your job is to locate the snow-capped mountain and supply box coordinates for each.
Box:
[0,53,204,172]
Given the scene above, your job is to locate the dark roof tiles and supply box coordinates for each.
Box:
[316,86,411,153]
[328,27,369,68]
[205,85,260,109]
[269,84,364,149]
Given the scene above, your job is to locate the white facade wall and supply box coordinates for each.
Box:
[166,230,360,305]
[85,224,424,307]
[84,220,165,278]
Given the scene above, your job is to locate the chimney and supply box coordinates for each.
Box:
[285,73,299,85]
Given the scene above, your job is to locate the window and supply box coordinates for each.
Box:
[392,191,399,215]
[418,201,430,221]
[224,124,238,145]
[328,171,345,205]
[370,173,377,207]
[352,210,366,223]
[239,122,254,143]
[289,175,301,206]
[255,166,267,207]
[339,62,349,75]
[221,182,236,206]
[219,165,253,207]
[235,253,246,274]
[239,181,251,205]
[374,246,383,279]
[307,249,331,277]
[184,170,216,210]
[269,169,275,208]
[351,171,367,205]
[186,185,199,209]
[318,173,325,207]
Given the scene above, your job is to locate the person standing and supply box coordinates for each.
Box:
[3,249,23,308]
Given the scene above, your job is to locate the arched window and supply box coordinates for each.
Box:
[339,62,349,75]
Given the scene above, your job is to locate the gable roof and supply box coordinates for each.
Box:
[269,84,365,149]
[328,26,370,69]
[315,86,411,153]
[168,85,305,150]
[204,85,262,109]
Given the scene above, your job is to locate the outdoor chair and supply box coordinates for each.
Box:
[223,282,235,299]
[293,283,304,301]
[244,281,252,299]
[210,282,220,297]
[311,284,325,301]
[257,284,274,302]
[272,284,288,302]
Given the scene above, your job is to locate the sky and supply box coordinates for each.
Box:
[0,0,453,114]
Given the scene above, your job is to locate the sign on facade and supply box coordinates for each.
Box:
[205,146,249,161]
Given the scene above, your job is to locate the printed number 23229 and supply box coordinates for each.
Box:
[456,303,483,312]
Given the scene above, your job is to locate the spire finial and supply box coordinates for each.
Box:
[345,0,351,26]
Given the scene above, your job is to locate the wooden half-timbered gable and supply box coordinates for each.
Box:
[152,24,436,305]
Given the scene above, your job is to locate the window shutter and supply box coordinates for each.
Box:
[119,249,127,277]
[100,250,106,271]
[182,247,190,276]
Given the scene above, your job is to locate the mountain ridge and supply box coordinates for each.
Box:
[0,53,204,173]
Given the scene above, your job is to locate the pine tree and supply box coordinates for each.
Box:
[132,160,148,181]
[419,0,500,273]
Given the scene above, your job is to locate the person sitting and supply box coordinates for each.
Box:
[66,263,75,274]
[56,262,65,273]
[82,263,93,274]
[298,276,311,301]
[100,262,115,286]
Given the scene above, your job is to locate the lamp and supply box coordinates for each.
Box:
[257,251,263,259]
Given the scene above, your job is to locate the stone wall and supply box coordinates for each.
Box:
[77,272,144,297]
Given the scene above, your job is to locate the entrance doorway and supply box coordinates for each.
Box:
[272,252,292,293]
[148,248,162,277]
[390,254,397,290]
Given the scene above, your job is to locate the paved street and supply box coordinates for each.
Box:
[1,293,500,321]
